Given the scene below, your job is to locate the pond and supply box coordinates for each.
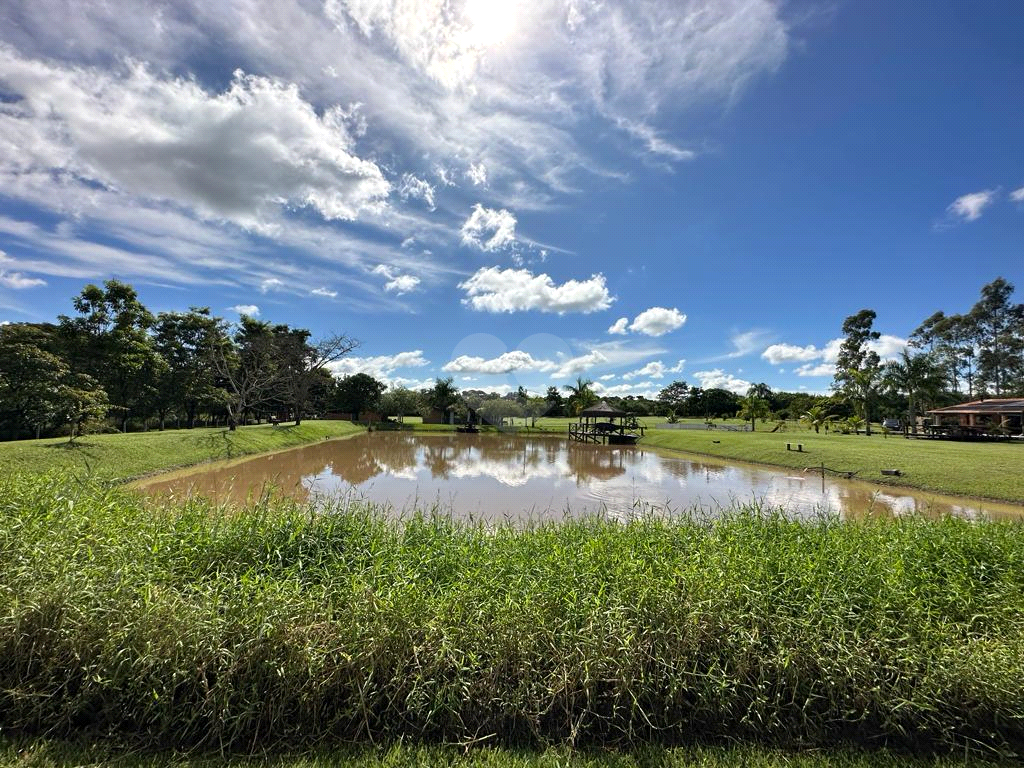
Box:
[138,432,1024,521]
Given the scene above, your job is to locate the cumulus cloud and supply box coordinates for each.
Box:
[459,266,612,313]
[460,204,517,251]
[762,343,824,365]
[765,334,908,376]
[629,307,687,336]
[1012,187,1024,203]
[229,304,260,316]
[372,264,421,295]
[311,287,338,298]
[398,173,436,210]
[608,317,629,335]
[0,50,390,230]
[693,369,751,395]
[329,350,430,382]
[260,277,284,293]
[947,190,996,221]
[443,351,556,375]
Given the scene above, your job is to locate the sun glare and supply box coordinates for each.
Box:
[462,0,519,48]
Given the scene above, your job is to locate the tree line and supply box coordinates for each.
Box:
[0,281,357,441]
[3,277,1020,441]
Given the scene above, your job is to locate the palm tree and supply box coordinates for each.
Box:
[738,395,770,431]
[563,376,597,416]
[800,405,835,434]
[882,350,944,434]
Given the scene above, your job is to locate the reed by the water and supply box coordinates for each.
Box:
[2,473,1022,757]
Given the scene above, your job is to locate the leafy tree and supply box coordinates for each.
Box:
[525,396,549,427]
[379,386,421,423]
[544,386,565,417]
[658,380,690,414]
[700,388,741,419]
[0,324,72,439]
[478,397,523,426]
[54,373,111,443]
[334,373,386,419]
[427,377,461,423]
[211,316,282,430]
[152,308,227,429]
[275,330,359,425]
[58,280,163,431]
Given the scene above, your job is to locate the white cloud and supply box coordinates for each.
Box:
[260,277,284,293]
[0,50,390,230]
[947,190,996,221]
[629,307,687,337]
[372,264,421,295]
[552,350,608,379]
[229,304,260,316]
[795,363,835,377]
[592,381,662,399]
[460,204,517,251]
[398,173,436,210]
[623,361,667,380]
[598,373,617,381]
[725,329,772,358]
[0,268,46,289]
[608,317,629,335]
[1012,187,1024,203]
[762,343,823,365]
[466,162,488,186]
[311,287,338,298]
[693,369,751,395]
[766,334,907,376]
[329,350,430,383]
[443,351,556,375]
[459,266,612,314]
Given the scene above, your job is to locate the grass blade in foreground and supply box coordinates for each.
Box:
[1,473,1022,757]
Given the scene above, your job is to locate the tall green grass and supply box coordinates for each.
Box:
[2,473,1023,756]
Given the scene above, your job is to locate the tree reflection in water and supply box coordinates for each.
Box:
[140,432,1023,522]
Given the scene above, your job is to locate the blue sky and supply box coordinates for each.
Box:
[0,1,1021,398]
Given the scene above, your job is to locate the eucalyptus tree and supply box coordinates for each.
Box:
[968,277,1024,396]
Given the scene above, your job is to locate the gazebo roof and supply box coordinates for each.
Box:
[580,400,625,417]
[927,398,1024,415]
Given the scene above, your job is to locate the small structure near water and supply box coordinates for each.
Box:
[568,401,645,445]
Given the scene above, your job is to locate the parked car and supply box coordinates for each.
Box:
[881,418,901,431]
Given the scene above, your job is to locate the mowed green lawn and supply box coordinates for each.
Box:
[642,426,1024,504]
[0,421,365,482]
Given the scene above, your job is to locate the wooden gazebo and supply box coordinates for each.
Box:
[568,401,643,445]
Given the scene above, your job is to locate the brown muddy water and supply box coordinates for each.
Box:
[138,432,1024,521]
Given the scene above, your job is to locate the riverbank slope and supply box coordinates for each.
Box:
[0,421,365,482]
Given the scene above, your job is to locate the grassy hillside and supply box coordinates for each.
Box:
[0,421,365,482]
